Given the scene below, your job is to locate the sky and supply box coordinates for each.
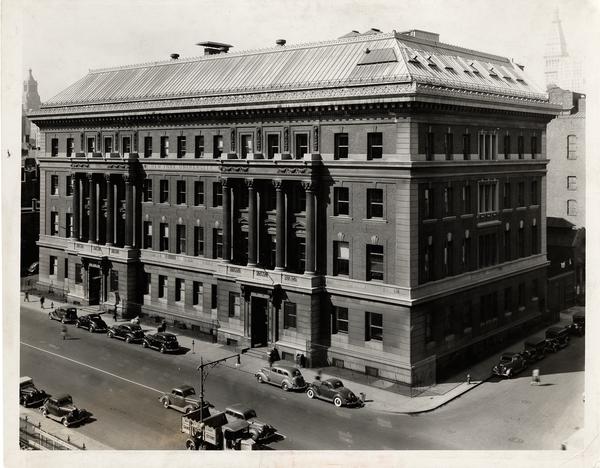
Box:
[19,0,599,102]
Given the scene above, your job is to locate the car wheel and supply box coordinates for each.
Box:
[160,346,166,354]
[89,326,95,333]
[163,399,170,409]
[184,406,192,414]
[281,382,290,392]
[61,318,66,324]
[506,370,513,379]
[249,429,260,442]
[125,336,132,343]
[333,396,343,407]
[306,388,315,399]
[256,375,264,384]
[142,341,148,348]
[61,418,69,427]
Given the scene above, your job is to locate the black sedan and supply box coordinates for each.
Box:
[306,378,362,408]
[107,323,144,343]
[76,313,108,333]
[142,332,180,353]
[49,307,78,324]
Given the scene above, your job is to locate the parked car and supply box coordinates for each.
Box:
[49,307,78,324]
[224,404,277,442]
[568,311,585,337]
[40,394,89,427]
[255,364,307,391]
[19,376,49,407]
[523,337,550,362]
[160,385,205,413]
[76,313,108,333]
[142,332,180,353]
[107,323,144,343]
[546,326,570,349]
[25,261,39,276]
[306,378,362,407]
[492,352,527,378]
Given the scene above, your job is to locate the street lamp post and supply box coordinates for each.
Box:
[196,349,249,423]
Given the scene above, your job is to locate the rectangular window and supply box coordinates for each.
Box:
[193,281,203,306]
[334,241,350,276]
[567,135,577,159]
[443,186,453,216]
[228,292,240,317]
[424,187,434,218]
[504,287,512,313]
[367,244,384,281]
[423,239,434,282]
[194,135,204,158]
[160,136,169,158]
[532,279,539,299]
[367,132,383,160]
[87,137,96,154]
[49,256,57,276]
[175,278,185,302]
[64,258,69,279]
[295,133,308,159]
[142,179,153,202]
[110,270,119,292]
[66,138,74,157]
[194,181,204,205]
[503,182,511,209]
[176,225,186,254]
[333,187,349,216]
[213,182,222,207]
[426,130,434,160]
[517,135,524,159]
[531,224,539,254]
[478,133,497,160]
[159,180,169,203]
[176,180,186,205]
[66,175,72,196]
[365,312,383,341]
[122,136,131,155]
[503,134,511,159]
[462,302,473,330]
[478,181,498,214]
[143,221,152,249]
[65,213,73,238]
[194,226,205,256]
[531,180,538,205]
[213,229,223,259]
[143,273,151,297]
[567,176,577,191]
[51,138,59,157]
[241,134,253,158]
[50,212,59,235]
[51,175,59,195]
[518,182,525,206]
[478,233,498,268]
[367,188,384,219]
[334,133,349,159]
[211,284,218,309]
[444,238,454,276]
[332,306,348,334]
[518,283,525,308]
[462,236,471,270]
[531,135,538,158]
[104,137,113,155]
[75,264,83,284]
[462,133,471,160]
[159,223,169,252]
[144,136,152,158]
[283,302,297,329]
[462,185,471,214]
[567,199,578,216]
[504,229,511,261]
[213,135,223,159]
[158,275,167,299]
[444,132,454,160]
[518,227,525,257]
[177,136,186,158]
[267,134,279,159]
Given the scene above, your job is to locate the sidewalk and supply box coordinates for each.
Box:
[20,291,581,415]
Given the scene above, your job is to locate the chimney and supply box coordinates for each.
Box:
[170,53,180,60]
[276,39,286,46]
[196,41,233,55]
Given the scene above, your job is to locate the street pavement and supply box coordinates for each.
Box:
[19,295,584,450]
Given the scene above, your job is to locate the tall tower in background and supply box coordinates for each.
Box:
[22,69,41,155]
[544,10,584,92]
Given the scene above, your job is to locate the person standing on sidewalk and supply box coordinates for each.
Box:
[40,295,45,309]
[113,307,118,322]
[24,291,29,302]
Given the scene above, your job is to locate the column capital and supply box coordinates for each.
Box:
[301,180,315,192]
[245,178,255,189]
[272,179,283,190]
[220,176,230,188]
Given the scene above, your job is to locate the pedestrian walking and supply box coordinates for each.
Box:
[61,325,68,340]
[113,307,118,322]
[40,295,45,309]
[24,291,29,302]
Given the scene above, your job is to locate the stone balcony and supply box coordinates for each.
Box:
[215,263,323,290]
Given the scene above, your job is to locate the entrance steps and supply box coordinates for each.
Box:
[244,346,269,362]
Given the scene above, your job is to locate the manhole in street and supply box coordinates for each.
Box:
[509,437,524,444]
[521,400,531,404]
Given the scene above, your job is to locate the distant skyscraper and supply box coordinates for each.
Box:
[544,10,585,92]
[22,68,42,153]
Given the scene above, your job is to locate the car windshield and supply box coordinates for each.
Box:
[330,380,343,389]
[129,325,142,331]
[163,335,177,341]
[500,355,514,363]
[58,396,73,405]
[244,409,257,419]
[182,388,195,396]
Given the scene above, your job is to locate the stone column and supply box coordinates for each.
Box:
[302,180,316,275]
[124,174,134,248]
[87,173,97,244]
[274,179,285,271]
[72,173,80,240]
[221,177,231,263]
[105,174,114,246]
[246,178,257,267]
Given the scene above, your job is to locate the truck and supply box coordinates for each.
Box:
[181,406,256,450]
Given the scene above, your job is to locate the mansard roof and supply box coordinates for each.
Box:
[33,30,551,118]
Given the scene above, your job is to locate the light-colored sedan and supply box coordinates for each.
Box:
[255,364,307,391]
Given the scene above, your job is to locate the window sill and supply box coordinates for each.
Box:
[516,206,527,211]
[442,216,457,222]
[502,208,513,213]
[518,306,526,312]
[463,327,472,334]
[422,218,438,224]
[444,334,455,343]
[460,214,474,219]
[426,341,436,350]
[504,311,512,318]
[529,204,540,209]
[362,218,387,224]
[331,215,353,222]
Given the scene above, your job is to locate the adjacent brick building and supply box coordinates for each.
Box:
[30,29,559,385]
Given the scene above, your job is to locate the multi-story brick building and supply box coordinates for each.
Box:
[30,29,559,385]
